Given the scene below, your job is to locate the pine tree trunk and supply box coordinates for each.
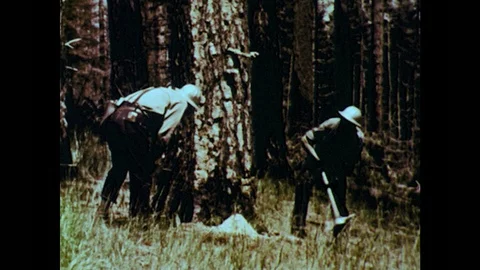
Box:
[334,0,353,110]
[142,1,171,86]
[405,4,417,143]
[314,0,335,125]
[277,0,295,136]
[372,0,383,132]
[169,2,195,87]
[382,11,390,132]
[413,1,420,151]
[358,0,367,127]
[151,0,197,223]
[389,21,399,139]
[249,0,292,180]
[189,0,255,224]
[364,8,377,132]
[398,36,408,140]
[293,0,314,128]
[351,0,363,109]
[99,0,110,100]
[107,0,148,98]
[59,0,75,179]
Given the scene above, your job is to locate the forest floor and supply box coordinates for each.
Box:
[60,132,420,269]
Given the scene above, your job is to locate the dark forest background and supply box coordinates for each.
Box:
[59,0,421,223]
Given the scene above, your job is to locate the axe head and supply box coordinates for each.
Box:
[333,214,356,237]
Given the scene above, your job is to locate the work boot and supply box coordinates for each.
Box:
[291,227,307,238]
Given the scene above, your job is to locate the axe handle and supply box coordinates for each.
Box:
[322,171,341,219]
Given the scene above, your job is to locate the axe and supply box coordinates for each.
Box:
[321,171,355,226]
[302,135,341,218]
[321,171,341,220]
[302,134,354,226]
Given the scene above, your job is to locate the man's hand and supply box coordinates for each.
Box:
[248,51,259,58]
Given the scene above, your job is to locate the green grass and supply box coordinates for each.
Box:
[61,132,420,269]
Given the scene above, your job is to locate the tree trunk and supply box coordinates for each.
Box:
[59,0,76,179]
[142,1,171,86]
[333,0,353,111]
[364,7,377,132]
[150,0,197,223]
[249,0,292,180]
[98,0,110,100]
[292,0,314,130]
[351,0,363,109]
[314,0,335,125]
[413,0,420,153]
[389,21,399,139]
[107,0,148,98]
[382,15,390,132]
[188,0,255,224]
[277,0,295,136]
[398,37,408,140]
[372,0,384,132]
[404,2,417,143]
[358,0,367,127]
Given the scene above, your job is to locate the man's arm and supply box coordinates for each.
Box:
[344,127,365,175]
[227,48,259,58]
[157,101,188,144]
[355,127,365,158]
[302,130,320,161]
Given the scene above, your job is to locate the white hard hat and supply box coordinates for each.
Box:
[338,106,362,127]
[180,84,201,110]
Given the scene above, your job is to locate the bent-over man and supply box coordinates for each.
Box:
[97,84,201,220]
[291,106,364,238]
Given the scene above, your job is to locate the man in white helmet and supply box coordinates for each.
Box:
[291,106,364,238]
[97,84,202,220]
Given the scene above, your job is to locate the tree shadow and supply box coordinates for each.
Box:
[102,215,175,232]
[107,216,130,228]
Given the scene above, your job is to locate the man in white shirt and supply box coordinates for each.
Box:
[97,84,201,220]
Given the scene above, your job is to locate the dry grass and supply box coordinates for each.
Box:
[60,179,419,270]
[60,133,420,270]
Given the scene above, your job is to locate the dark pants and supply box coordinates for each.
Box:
[151,154,194,222]
[101,110,156,217]
[291,161,348,232]
[152,168,173,215]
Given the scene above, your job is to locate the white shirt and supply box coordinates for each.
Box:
[123,87,188,143]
